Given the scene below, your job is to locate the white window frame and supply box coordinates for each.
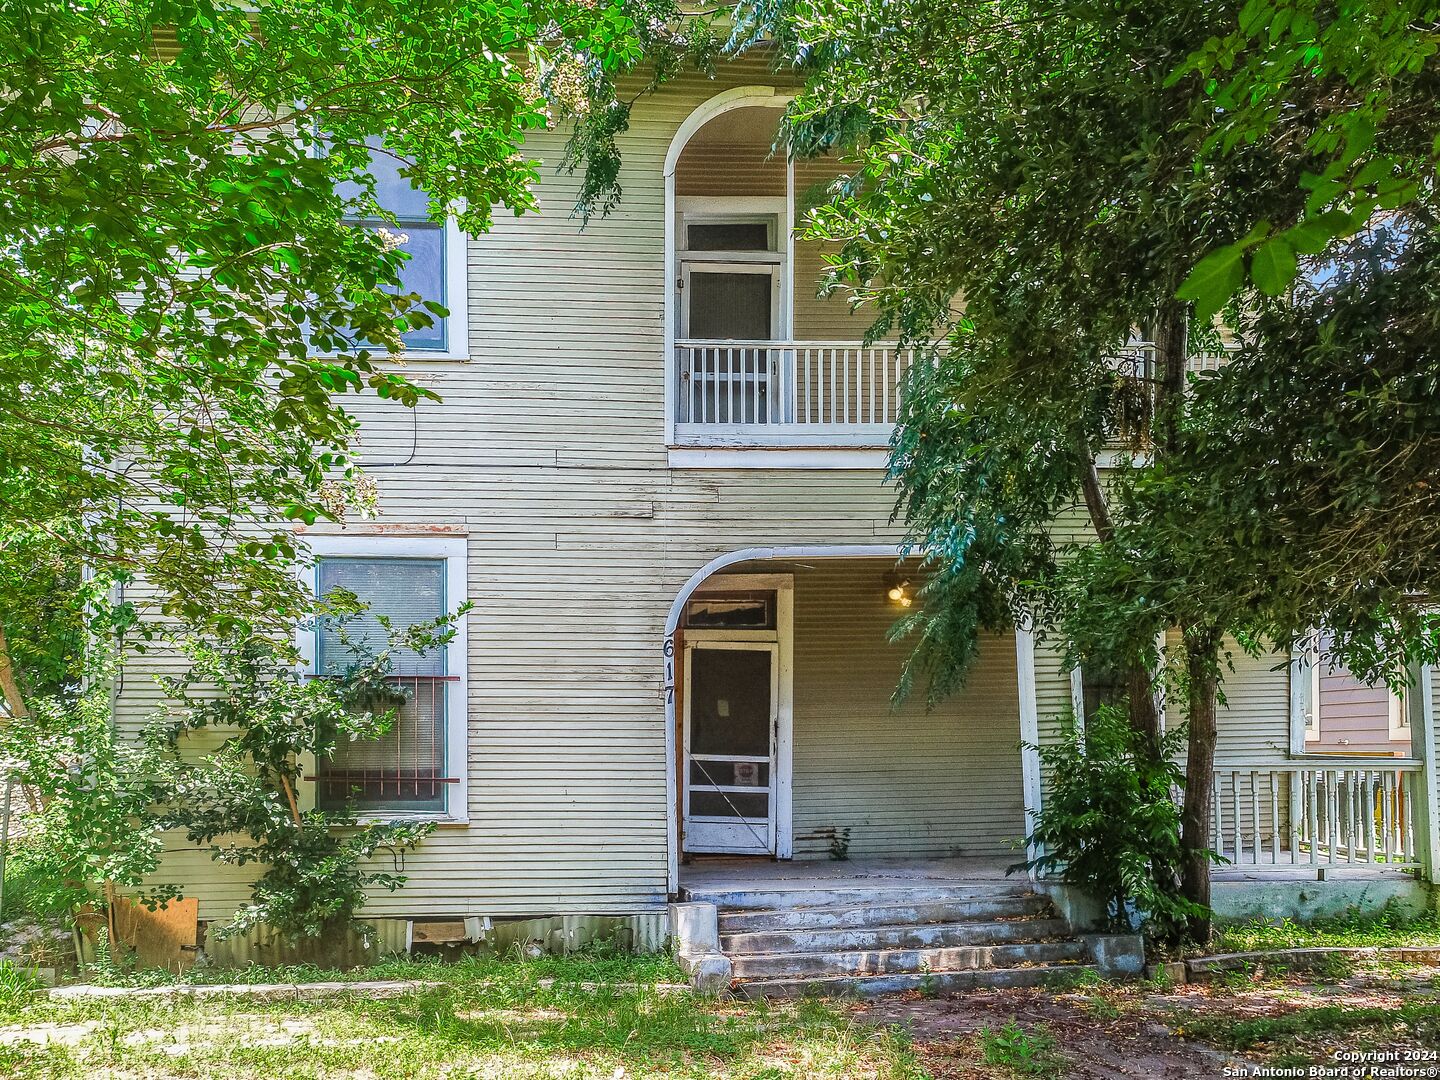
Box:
[1390,683,1411,740]
[312,136,471,363]
[297,533,469,825]
[677,197,789,344]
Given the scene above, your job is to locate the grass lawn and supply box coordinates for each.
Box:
[4,941,1440,1078]
[1211,906,1440,953]
[0,953,927,1079]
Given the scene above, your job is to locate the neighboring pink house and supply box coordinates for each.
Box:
[1305,636,1412,758]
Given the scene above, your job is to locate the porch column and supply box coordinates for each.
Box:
[1015,627,1042,868]
[1410,663,1440,883]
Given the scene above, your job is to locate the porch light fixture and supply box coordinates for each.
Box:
[885,577,913,608]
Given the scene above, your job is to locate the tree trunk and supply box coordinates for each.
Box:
[1126,663,1163,757]
[1076,433,1164,755]
[1179,624,1222,944]
[0,624,27,720]
[1151,300,1188,456]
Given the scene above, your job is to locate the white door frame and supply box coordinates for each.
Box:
[680,573,794,859]
[663,548,895,892]
[683,639,780,854]
[678,260,783,342]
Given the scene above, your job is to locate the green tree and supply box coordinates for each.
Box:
[150,599,466,940]
[758,0,1440,941]
[1174,0,1440,312]
[0,0,680,711]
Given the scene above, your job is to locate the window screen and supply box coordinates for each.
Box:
[1080,664,1126,725]
[315,556,450,812]
[316,557,446,676]
[687,271,773,340]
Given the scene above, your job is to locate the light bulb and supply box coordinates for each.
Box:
[900,595,912,607]
[887,586,903,601]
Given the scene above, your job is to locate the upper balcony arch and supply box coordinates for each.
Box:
[662,88,913,466]
[663,86,796,179]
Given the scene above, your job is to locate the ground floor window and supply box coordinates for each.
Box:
[303,534,468,819]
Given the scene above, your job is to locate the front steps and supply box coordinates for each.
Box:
[681,879,1126,998]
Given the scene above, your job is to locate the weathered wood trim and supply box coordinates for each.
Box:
[1016,626,1042,871]
[668,448,889,469]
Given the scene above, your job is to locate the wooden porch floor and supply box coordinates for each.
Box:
[679,853,1416,891]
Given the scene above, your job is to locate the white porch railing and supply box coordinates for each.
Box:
[673,339,1241,447]
[674,340,916,446]
[1211,761,1422,871]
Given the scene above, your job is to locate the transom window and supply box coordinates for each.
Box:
[683,591,777,630]
[308,543,467,817]
[686,218,775,252]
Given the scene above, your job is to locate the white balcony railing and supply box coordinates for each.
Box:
[1212,761,1422,872]
[675,340,916,447]
[672,339,1239,448]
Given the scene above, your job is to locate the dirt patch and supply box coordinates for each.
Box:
[859,987,1248,1079]
[857,966,1440,1078]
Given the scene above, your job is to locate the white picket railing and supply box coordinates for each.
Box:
[1110,341,1238,380]
[675,340,915,444]
[671,338,1236,446]
[1211,762,1422,871]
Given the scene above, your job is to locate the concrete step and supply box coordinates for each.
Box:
[721,916,1071,956]
[716,894,1053,933]
[729,938,1090,980]
[735,962,1100,999]
[686,882,1036,912]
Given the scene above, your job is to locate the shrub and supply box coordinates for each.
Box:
[0,689,173,922]
[1018,704,1202,938]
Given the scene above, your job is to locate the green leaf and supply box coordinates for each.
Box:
[1285,217,1336,255]
[1251,236,1297,296]
[1176,243,1246,321]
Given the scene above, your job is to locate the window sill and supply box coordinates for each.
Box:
[346,810,469,827]
[311,350,471,364]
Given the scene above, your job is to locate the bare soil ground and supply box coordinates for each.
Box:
[857,964,1440,1078]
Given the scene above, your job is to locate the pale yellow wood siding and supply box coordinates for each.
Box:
[791,561,1026,859]
[674,143,785,197]
[113,57,1304,920]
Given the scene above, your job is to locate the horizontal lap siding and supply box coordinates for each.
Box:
[1314,667,1409,756]
[1213,641,1293,764]
[116,58,925,920]
[114,56,1299,921]
[791,563,1026,859]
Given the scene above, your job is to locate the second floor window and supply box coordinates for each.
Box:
[678,208,784,342]
[336,140,459,355]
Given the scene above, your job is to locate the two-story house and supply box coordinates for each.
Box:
[119,60,1440,993]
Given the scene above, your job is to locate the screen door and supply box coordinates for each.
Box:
[683,642,778,854]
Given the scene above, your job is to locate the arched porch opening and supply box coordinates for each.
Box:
[662,547,1039,893]
[662,89,915,452]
